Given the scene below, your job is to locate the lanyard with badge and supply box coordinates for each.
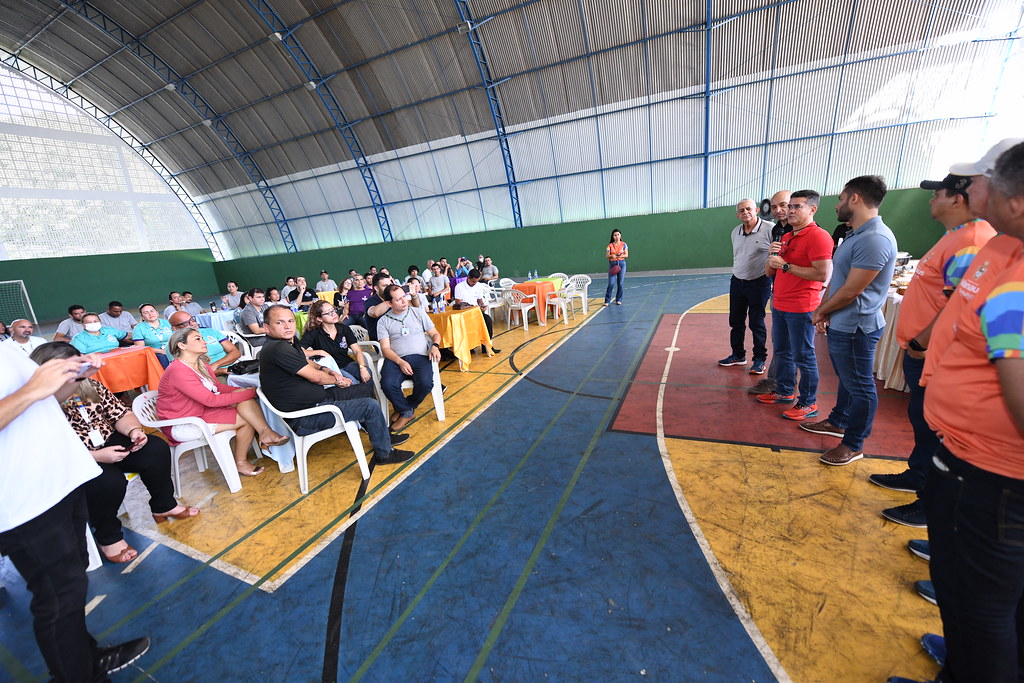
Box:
[68,394,105,448]
[385,311,411,336]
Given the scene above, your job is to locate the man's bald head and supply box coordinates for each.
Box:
[770,190,791,222]
[9,319,33,341]
[168,311,195,329]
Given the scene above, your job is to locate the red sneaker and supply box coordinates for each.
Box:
[755,392,796,404]
[782,403,819,421]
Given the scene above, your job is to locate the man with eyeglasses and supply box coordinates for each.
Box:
[167,311,240,376]
[757,189,833,421]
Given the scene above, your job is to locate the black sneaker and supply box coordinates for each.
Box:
[747,378,776,395]
[376,448,414,465]
[718,354,747,367]
[882,500,927,528]
[908,539,930,562]
[390,432,410,447]
[98,636,151,675]
[490,348,502,354]
[869,471,919,493]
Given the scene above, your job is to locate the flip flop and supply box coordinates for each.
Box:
[102,544,138,564]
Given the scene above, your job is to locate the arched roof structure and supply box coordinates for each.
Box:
[0,0,1020,259]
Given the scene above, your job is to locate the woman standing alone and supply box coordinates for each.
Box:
[604,229,629,306]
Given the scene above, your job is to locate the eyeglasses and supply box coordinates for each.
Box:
[789,203,811,211]
[171,317,194,329]
[322,308,339,316]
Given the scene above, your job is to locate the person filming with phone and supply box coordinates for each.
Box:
[30,342,199,564]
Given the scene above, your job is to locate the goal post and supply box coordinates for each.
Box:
[0,280,38,327]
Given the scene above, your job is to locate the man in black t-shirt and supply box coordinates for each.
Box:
[259,305,412,465]
[364,273,395,342]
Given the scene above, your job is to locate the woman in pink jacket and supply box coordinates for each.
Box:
[157,328,288,477]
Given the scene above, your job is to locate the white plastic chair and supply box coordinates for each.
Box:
[485,288,508,322]
[349,324,369,342]
[566,274,592,314]
[231,324,265,355]
[359,341,446,422]
[225,329,256,361]
[548,272,569,281]
[504,290,537,331]
[545,287,576,326]
[132,390,248,495]
[256,388,371,494]
[498,277,516,290]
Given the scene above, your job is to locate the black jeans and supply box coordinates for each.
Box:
[0,487,103,681]
[926,444,1024,682]
[729,275,771,361]
[903,351,939,493]
[85,432,177,546]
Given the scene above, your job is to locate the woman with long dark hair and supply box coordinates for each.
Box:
[30,342,198,563]
[604,229,629,306]
[300,299,372,384]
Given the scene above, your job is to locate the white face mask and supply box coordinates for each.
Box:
[84,322,102,332]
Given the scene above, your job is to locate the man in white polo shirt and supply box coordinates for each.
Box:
[3,319,47,355]
[0,343,150,679]
[720,198,773,374]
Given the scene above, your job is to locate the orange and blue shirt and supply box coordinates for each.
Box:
[924,256,1024,479]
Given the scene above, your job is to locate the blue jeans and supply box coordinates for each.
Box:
[926,444,1024,683]
[381,354,434,418]
[903,351,938,493]
[770,308,818,406]
[825,326,884,451]
[291,393,394,458]
[605,260,626,303]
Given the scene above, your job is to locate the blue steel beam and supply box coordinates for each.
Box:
[60,0,297,254]
[454,0,522,229]
[246,0,393,243]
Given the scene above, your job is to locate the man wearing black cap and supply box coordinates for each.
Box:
[315,270,337,293]
[822,172,993,526]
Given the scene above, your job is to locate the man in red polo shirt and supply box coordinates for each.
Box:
[887,139,1024,683]
[869,170,997,528]
[756,189,833,419]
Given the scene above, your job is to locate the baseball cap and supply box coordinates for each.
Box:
[320,269,328,274]
[949,138,1024,177]
[919,173,971,197]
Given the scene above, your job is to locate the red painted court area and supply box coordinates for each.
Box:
[612,312,915,458]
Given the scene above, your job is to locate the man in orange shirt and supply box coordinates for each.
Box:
[888,140,1024,683]
[871,172,996,528]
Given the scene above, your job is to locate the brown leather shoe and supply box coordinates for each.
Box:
[819,444,863,466]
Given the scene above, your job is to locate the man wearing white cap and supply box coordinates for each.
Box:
[888,139,1024,683]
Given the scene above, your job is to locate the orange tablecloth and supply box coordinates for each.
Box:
[428,306,492,371]
[93,346,164,393]
[513,280,556,324]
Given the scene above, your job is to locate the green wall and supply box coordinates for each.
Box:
[214,187,942,287]
[2,248,217,324]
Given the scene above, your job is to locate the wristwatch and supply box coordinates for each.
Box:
[782,262,791,273]
[431,342,440,348]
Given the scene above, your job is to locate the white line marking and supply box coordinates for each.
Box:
[121,542,158,574]
[84,594,105,615]
[655,303,791,682]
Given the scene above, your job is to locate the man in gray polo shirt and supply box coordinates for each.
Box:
[378,284,442,431]
[806,175,897,465]
[720,198,773,374]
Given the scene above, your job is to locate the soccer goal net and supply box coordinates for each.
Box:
[0,280,38,326]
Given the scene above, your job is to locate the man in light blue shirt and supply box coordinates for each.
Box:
[806,175,898,466]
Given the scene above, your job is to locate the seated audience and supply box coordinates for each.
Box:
[258,305,412,465]
[438,257,455,277]
[480,256,499,282]
[406,277,428,311]
[239,288,268,347]
[266,286,282,304]
[54,304,86,342]
[99,300,138,332]
[168,312,241,375]
[300,300,372,384]
[158,328,289,477]
[3,319,47,354]
[0,320,8,342]
[280,276,297,302]
[30,342,199,564]
[344,274,373,327]
[365,274,396,341]
[405,265,426,288]
[368,265,379,277]
[426,263,450,305]
[163,291,187,320]
[316,270,337,292]
[455,257,472,277]
[454,270,502,351]
[287,276,316,311]
[132,304,173,369]
[221,281,242,309]
[70,313,127,354]
[181,292,203,315]
[377,284,443,432]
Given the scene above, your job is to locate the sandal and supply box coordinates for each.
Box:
[258,429,290,450]
[152,505,201,524]
[101,543,138,564]
[237,462,266,477]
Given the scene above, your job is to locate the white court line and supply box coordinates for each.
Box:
[84,594,106,615]
[655,303,791,683]
[121,542,158,574]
